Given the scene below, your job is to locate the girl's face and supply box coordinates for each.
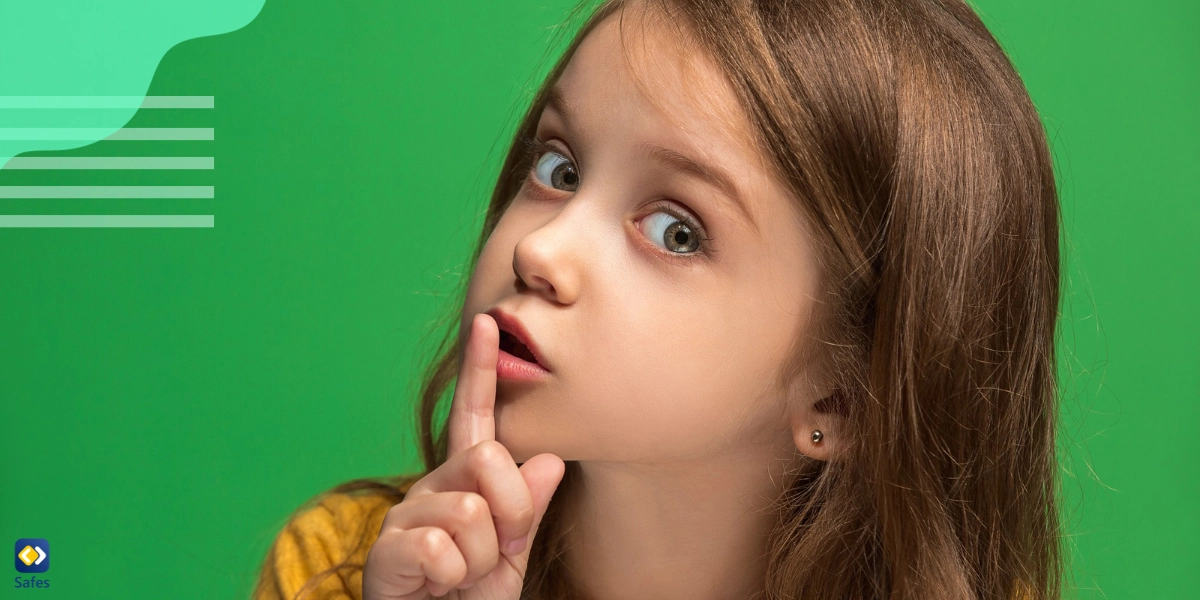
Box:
[462,5,826,465]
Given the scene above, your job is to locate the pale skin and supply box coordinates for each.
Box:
[363,3,841,599]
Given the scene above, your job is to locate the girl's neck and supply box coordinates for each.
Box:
[559,440,797,600]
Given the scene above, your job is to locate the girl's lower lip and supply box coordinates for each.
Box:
[496,348,551,382]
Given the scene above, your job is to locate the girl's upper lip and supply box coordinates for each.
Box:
[485,307,552,372]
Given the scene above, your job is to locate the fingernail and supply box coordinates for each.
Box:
[503,535,527,555]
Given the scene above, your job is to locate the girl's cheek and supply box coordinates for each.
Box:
[465,239,510,302]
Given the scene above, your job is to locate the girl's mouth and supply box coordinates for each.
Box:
[487,306,552,381]
[499,330,540,365]
[496,330,550,381]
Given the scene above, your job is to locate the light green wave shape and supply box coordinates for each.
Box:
[0,0,266,167]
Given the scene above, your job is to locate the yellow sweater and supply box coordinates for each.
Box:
[252,480,414,600]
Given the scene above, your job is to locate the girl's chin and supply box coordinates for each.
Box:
[495,425,574,466]
[493,393,582,463]
[493,405,536,461]
[499,439,545,465]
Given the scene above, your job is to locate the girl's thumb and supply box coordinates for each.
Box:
[511,453,566,566]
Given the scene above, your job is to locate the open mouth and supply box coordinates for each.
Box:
[499,329,541,366]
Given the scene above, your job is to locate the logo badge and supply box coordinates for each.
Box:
[15,539,49,573]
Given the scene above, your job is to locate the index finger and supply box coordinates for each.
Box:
[447,313,499,457]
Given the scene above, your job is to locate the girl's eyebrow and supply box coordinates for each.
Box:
[545,84,575,124]
[543,83,758,233]
[634,142,757,232]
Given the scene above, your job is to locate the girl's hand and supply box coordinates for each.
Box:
[362,313,566,600]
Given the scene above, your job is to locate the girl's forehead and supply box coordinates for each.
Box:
[558,5,763,163]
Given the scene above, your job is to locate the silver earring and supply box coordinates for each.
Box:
[810,430,824,444]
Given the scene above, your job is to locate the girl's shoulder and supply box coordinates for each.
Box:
[252,474,423,600]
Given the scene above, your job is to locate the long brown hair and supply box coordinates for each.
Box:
[263,0,1063,598]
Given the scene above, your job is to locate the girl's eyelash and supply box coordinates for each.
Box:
[519,134,558,170]
[644,200,718,259]
[516,133,719,260]
[517,134,568,200]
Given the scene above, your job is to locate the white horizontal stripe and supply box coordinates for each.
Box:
[3,157,214,169]
[0,128,214,141]
[0,96,214,109]
[0,215,214,227]
[0,186,214,198]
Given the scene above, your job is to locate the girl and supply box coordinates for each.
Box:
[253,0,1062,598]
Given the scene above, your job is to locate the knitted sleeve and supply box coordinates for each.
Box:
[252,488,408,600]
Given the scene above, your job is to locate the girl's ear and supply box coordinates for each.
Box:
[790,389,846,462]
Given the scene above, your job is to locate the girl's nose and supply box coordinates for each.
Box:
[511,212,584,306]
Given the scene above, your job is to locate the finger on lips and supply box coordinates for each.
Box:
[438,313,535,553]
[447,313,500,458]
[364,313,548,599]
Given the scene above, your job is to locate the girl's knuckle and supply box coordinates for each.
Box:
[469,440,507,470]
[382,500,410,523]
[415,528,451,559]
[406,478,429,496]
[451,492,490,524]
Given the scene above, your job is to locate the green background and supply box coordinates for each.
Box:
[1,1,1195,598]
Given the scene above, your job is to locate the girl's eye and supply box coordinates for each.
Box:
[533,150,580,192]
[639,208,703,254]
